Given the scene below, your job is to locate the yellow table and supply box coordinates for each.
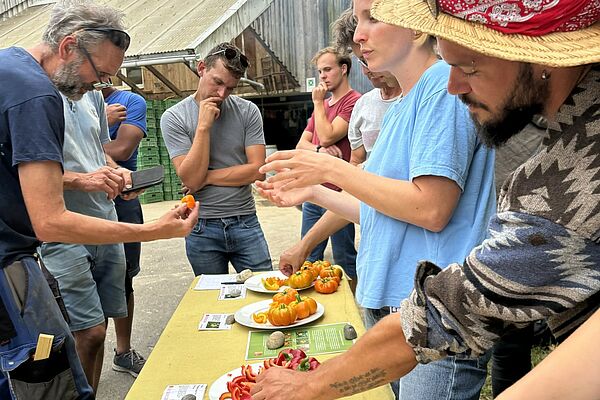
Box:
[126,274,394,400]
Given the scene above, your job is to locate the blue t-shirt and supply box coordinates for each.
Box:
[105,90,147,171]
[357,61,496,309]
[0,47,65,267]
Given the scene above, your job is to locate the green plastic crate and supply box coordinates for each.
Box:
[138,146,159,159]
[140,136,157,147]
[146,119,157,129]
[145,100,154,109]
[146,127,157,138]
[139,191,163,204]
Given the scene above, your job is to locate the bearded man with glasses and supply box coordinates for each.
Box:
[161,43,272,276]
[0,1,198,399]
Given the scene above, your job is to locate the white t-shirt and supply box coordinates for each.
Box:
[347,88,400,157]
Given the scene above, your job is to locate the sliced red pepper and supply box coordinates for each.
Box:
[244,365,257,382]
[219,392,232,400]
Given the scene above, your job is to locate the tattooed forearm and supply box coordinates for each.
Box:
[329,368,388,396]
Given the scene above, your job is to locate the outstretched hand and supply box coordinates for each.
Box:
[254,178,314,208]
[258,150,339,191]
[156,202,199,239]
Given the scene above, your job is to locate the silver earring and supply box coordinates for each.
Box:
[541,70,550,80]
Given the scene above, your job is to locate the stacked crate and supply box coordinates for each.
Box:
[137,100,163,204]
[137,99,182,204]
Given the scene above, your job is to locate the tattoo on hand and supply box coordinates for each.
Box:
[329,368,387,396]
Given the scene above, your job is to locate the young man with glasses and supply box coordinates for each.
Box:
[161,43,272,276]
[0,2,197,399]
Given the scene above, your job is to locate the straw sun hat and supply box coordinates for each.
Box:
[371,0,600,67]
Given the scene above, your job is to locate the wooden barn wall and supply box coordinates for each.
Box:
[251,0,373,94]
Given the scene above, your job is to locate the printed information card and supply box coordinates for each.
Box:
[198,314,234,331]
[245,322,355,360]
[161,384,207,400]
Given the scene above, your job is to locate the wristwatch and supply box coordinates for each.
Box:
[316,145,322,153]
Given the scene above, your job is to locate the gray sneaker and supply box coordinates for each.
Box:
[112,348,146,377]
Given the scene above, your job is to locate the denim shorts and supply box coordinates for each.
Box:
[0,258,93,399]
[39,242,127,331]
[185,214,272,276]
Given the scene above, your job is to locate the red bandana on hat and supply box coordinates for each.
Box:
[437,0,600,35]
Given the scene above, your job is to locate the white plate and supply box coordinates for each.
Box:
[234,299,324,330]
[208,363,264,400]
[244,271,314,293]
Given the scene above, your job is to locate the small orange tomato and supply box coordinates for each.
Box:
[299,265,316,281]
[290,294,318,319]
[181,194,195,209]
[272,288,298,305]
[314,277,339,294]
[319,266,343,282]
[267,303,297,326]
[287,270,313,289]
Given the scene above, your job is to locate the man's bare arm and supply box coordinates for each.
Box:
[19,161,197,243]
[251,313,418,400]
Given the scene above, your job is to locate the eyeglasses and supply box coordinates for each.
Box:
[357,57,369,69]
[80,27,131,51]
[77,45,113,90]
[426,0,439,18]
[207,48,250,69]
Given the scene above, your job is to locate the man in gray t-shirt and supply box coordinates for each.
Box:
[161,43,272,276]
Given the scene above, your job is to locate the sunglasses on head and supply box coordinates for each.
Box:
[425,0,439,18]
[80,27,131,51]
[207,48,249,69]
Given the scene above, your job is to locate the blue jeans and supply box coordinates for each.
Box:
[185,214,272,276]
[363,307,489,400]
[0,258,93,399]
[301,202,357,279]
[399,353,490,400]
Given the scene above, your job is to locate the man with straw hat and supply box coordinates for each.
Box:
[249,0,599,399]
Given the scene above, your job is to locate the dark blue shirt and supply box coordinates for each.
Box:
[0,47,64,267]
[105,90,147,171]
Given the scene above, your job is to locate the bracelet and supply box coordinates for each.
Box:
[316,145,322,153]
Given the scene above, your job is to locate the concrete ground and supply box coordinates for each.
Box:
[96,197,335,400]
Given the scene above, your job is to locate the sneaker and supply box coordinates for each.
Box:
[112,348,146,377]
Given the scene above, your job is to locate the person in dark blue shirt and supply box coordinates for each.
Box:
[102,87,148,377]
[0,2,197,398]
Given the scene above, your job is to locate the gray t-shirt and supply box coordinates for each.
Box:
[161,95,265,218]
[61,91,117,221]
[348,88,399,157]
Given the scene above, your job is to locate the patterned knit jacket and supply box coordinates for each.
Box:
[401,65,600,363]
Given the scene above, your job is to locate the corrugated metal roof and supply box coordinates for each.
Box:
[0,0,269,58]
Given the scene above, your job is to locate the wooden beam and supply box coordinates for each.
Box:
[115,72,146,97]
[145,65,184,98]
[183,61,199,77]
